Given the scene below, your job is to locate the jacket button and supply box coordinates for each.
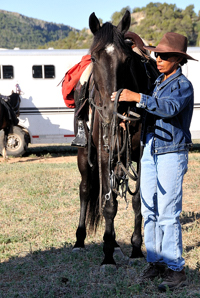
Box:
[155,150,158,153]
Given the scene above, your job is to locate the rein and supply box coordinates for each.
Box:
[109,90,140,207]
[88,87,141,213]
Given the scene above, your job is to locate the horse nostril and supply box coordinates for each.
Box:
[104,105,106,110]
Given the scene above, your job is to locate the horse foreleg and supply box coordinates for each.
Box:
[2,129,8,160]
[101,198,118,265]
[130,185,144,258]
[2,147,8,160]
[73,173,89,250]
[73,148,99,251]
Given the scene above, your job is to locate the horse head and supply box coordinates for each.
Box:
[89,11,140,122]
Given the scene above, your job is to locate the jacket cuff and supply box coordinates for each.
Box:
[136,93,147,108]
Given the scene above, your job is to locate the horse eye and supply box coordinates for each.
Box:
[91,56,96,63]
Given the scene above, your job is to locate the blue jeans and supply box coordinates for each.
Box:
[140,134,188,271]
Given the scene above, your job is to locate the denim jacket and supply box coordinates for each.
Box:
[137,67,194,154]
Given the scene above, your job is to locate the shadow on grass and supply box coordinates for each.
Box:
[24,145,78,158]
[18,142,200,160]
[180,212,200,224]
[190,142,200,153]
[21,142,200,158]
[0,240,199,297]
[180,212,200,253]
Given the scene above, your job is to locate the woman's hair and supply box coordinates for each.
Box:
[174,55,188,66]
[180,57,188,66]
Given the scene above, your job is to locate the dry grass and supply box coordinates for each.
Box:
[0,148,199,297]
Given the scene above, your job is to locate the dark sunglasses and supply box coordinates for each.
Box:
[154,52,174,60]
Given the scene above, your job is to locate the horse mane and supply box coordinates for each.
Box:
[90,22,131,56]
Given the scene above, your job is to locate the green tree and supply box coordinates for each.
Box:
[111,6,131,25]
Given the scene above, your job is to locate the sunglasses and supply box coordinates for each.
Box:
[154,52,175,61]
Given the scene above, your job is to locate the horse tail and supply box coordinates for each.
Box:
[86,193,102,234]
[85,157,103,234]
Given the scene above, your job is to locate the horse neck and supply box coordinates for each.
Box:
[130,52,159,94]
[0,104,8,130]
[128,54,147,93]
[9,93,20,115]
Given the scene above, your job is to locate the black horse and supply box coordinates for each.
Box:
[0,92,20,158]
[73,11,159,266]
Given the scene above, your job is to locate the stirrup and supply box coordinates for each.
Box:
[71,120,87,148]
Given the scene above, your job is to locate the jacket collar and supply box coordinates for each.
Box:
[155,67,182,89]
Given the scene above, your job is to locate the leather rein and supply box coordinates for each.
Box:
[89,87,141,213]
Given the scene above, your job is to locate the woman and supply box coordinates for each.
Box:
[111,32,197,292]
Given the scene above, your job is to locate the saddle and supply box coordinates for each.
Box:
[61,54,91,108]
[124,31,150,58]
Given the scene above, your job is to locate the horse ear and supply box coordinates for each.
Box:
[117,10,131,35]
[89,12,101,35]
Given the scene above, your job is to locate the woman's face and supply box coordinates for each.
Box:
[155,53,182,79]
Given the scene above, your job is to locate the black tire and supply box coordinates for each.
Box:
[5,126,28,157]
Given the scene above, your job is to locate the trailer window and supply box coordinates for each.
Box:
[44,65,55,78]
[32,65,55,79]
[32,65,42,78]
[3,65,14,79]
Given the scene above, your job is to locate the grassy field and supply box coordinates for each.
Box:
[0,147,199,297]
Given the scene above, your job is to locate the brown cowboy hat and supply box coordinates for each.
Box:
[143,32,197,61]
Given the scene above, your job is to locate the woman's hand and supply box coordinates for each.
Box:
[111,89,141,103]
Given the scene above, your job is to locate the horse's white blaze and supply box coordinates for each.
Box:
[105,44,115,54]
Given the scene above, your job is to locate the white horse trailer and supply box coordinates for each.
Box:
[0,47,199,156]
[0,48,88,156]
[182,47,200,140]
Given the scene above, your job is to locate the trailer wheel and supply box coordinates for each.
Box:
[6,126,28,157]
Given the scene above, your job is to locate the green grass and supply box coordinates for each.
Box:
[0,151,199,297]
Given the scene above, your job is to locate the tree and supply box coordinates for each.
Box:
[111,6,131,25]
[197,31,200,46]
[183,5,195,19]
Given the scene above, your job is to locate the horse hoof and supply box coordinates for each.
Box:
[100,264,117,273]
[72,247,84,253]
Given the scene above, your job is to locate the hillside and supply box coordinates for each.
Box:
[41,3,200,49]
[0,10,78,49]
[1,3,200,50]
[130,4,200,46]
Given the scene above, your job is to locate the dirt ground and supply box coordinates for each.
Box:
[1,151,199,215]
